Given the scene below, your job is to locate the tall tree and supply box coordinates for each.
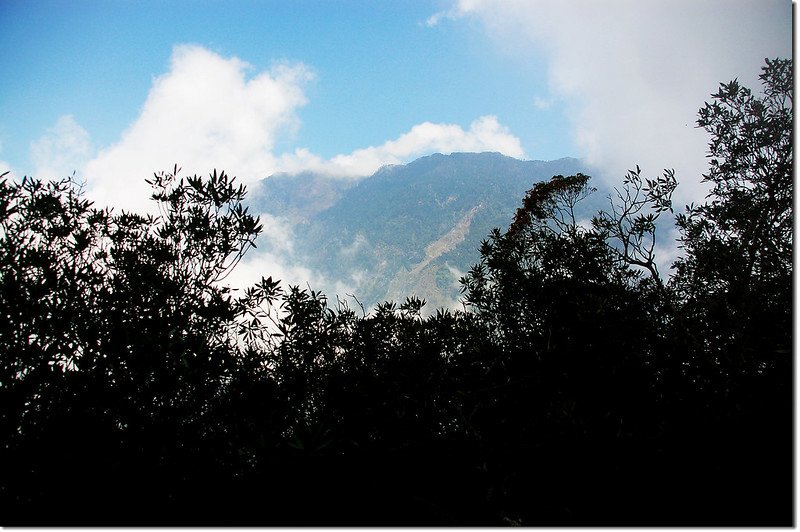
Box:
[667,58,793,525]
[0,168,270,523]
[673,58,792,391]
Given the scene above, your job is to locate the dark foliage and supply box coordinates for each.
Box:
[0,59,792,526]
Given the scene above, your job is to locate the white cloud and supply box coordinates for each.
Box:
[211,207,364,300]
[30,115,93,180]
[532,96,553,110]
[426,0,482,26]
[225,238,358,300]
[256,212,296,255]
[278,115,525,178]
[434,0,791,206]
[215,207,346,295]
[339,233,368,257]
[84,44,313,213]
[75,44,525,212]
[224,247,319,294]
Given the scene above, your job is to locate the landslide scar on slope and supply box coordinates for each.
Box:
[420,203,484,270]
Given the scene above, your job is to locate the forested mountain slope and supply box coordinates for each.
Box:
[250,152,599,310]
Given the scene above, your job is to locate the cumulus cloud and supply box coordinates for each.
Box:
[278,115,525,178]
[432,0,791,206]
[30,115,93,180]
[76,44,526,212]
[84,44,313,213]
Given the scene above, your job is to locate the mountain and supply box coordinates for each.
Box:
[248,152,601,313]
[248,170,356,224]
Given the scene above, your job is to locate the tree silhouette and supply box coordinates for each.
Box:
[673,58,792,383]
[0,58,792,526]
[666,57,793,524]
[0,168,274,523]
[459,171,668,524]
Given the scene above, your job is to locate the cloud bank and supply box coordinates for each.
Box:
[432,0,791,205]
[277,115,524,177]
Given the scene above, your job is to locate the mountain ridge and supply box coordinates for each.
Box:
[248,152,594,312]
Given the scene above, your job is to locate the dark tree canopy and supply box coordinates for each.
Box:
[0,58,792,526]
[673,58,793,382]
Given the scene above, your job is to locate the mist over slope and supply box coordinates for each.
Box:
[249,152,600,312]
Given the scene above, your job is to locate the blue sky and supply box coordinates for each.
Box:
[0,1,559,175]
[0,0,791,216]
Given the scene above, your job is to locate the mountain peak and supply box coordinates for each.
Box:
[248,153,587,313]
